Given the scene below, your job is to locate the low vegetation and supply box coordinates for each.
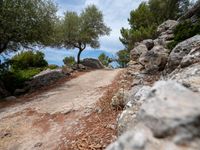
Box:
[117,50,130,68]
[168,19,200,49]
[0,51,50,94]
[63,56,76,67]
[98,53,113,67]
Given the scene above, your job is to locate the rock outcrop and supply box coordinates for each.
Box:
[165,35,200,73]
[107,11,200,150]
[81,58,104,69]
[25,69,67,92]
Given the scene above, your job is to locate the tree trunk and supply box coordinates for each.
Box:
[77,48,83,68]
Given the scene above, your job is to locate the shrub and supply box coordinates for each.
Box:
[98,53,113,67]
[168,20,200,49]
[11,51,48,70]
[63,56,76,66]
[47,64,59,70]
[0,68,42,93]
[117,50,130,68]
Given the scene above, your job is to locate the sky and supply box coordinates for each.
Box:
[40,0,146,66]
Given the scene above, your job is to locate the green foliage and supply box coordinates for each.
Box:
[117,50,130,68]
[120,0,190,50]
[0,68,41,93]
[56,5,110,64]
[47,64,59,70]
[11,51,48,70]
[0,0,57,54]
[63,56,76,66]
[98,53,112,67]
[167,20,200,49]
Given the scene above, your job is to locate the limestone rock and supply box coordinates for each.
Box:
[27,69,66,91]
[138,81,200,143]
[169,63,200,92]
[157,20,178,34]
[107,81,200,150]
[130,44,148,61]
[142,39,154,50]
[165,35,200,73]
[139,45,169,73]
[117,86,151,135]
[111,88,128,108]
[180,46,200,68]
[81,58,104,69]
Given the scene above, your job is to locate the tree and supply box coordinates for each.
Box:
[120,2,157,50]
[57,5,110,66]
[98,53,112,67]
[0,0,57,54]
[63,56,76,66]
[117,50,130,68]
[120,0,190,50]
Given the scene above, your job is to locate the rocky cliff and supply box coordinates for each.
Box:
[107,6,200,150]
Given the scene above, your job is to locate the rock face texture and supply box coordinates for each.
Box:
[81,58,104,69]
[165,35,200,73]
[107,10,200,150]
[25,69,67,91]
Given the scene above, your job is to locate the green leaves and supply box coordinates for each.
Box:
[0,0,57,53]
[10,51,48,70]
[120,0,190,50]
[58,5,110,50]
[117,50,130,68]
[98,53,112,67]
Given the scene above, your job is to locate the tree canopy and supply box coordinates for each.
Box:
[0,0,57,54]
[56,5,111,65]
[120,0,191,50]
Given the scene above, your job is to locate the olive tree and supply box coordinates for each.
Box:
[58,5,110,65]
[0,0,57,54]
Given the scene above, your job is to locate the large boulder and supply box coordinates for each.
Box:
[139,45,169,73]
[81,58,104,69]
[117,86,151,135]
[130,44,148,61]
[165,35,200,73]
[26,69,66,91]
[157,20,178,34]
[107,81,200,150]
[180,46,200,68]
[169,63,200,92]
[142,39,154,50]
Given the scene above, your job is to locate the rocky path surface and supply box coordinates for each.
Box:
[0,69,122,150]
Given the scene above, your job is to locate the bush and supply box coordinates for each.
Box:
[0,68,42,93]
[98,53,112,67]
[117,50,130,68]
[47,64,59,70]
[63,56,76,66]
[11,51,48,70]
[168,20,200,49]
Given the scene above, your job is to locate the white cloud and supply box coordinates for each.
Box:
[56,0,145,52]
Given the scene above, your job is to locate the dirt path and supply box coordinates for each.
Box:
[0,69,122,150]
